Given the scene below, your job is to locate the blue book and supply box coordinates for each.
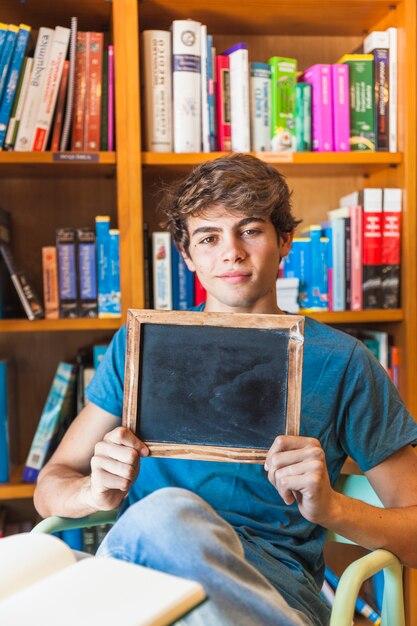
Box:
[0,360,14,482]
[0,25,18,105]
[310,226,324,309]
[321,221,333,310]
[23,362,77,483]
[0,24,30,149]
[56,228,78,318]
[77,227,98,318]
[0,23,8,55]
[95,216,113,318]
[109,229,121,316]
[331,218,346,311]
[319,237,329,310]
[171,241,194,310]
[206,34,217,151]
[61,528,83,551]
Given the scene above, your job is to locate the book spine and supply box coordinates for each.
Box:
[200,25,210,153]
[32,26,71,151]
[171,241,194,310]
[107,45,114,151]
[350,205,363,311]
[387,27,397,152]
[381,188,401,308]
[207,35,217,151]
[250,62,271,152]
[152,231,172,310]
[373,48,389,151]
[295,82,311,152]
[141,30,172,152]
[95,215,113,318]
[23,363,76,483]
[84,31,103,151]
[303,64,333,151]
[42,246,59,319]
[0,361,10,481]
[76,227,98,317]
[71,31,87,151]
[331,219,346,311]
[319,237,329,310]
[310,226,324,309]
[15,27,54,151]
[172,20,201,153]
[0,25,19,104]
[215,54,231,151]
[194,273,206,306]
[99,45,108,151]
[340,55,375,151]
[362,188,383,308]
[50,60,69,151]
[0,25,31,150]
[108,228,121,316]
[331,63,350,152]
[322,223,333,311]
[225,43,250,152]
[0,23,8,53]
[269,56,297,152]
[143,222,153,309]
[59,16,77,151]
[56,227,78,318]
[344,216,352,309]
[4,56,33,150]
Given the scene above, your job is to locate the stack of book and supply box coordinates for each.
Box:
[0,19,114,152]
[141,22,397,154]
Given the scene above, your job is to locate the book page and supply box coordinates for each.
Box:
[0,532,75,600]
[0,552,206,626]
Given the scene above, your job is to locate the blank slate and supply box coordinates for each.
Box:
[123,310,304,463]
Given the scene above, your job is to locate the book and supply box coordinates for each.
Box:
[0,532,206,626]
[206,34,217,151]
[224,43,250,152]
[99,45,108,150]
[381,188,401,308]
[42,246,59,319]
[0,24,31,150]
[15,27,54,151]
[59,16,77,151]
[363,31,390,151]
[250,62,271,152]
[386,27,397,152]
[3,56,33,151]
[331,64,350,152]
[0,360,17,483]
[76,227,98,318]
[56,227,78,318]
[152,231,173,310]
[361,188,383,308]
[215,54,231,151]
[71,31,87,151]
[140,30,172,152]
[107,45,114,150]
[108,228,121,316]
[0,207,44,320]
[200,24,210,152]
[171,19,201,153]
[295,82,311,152]
[171,240,194,310]
[32,25,71,151]
[194,273,206,306]
[338,54,375,151]
[50,59,69,151]
[302,64,333,152]
[269,56,297,152]
[22,362,77,483]
[95,215,112,318]
[339,193,363,311]
[0,24,19,105]
[84,31,104,151]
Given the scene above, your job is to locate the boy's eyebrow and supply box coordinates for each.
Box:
[190,217,266,238]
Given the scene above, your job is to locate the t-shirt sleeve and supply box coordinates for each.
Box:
[85,325,126,418]
[338,341,417,472]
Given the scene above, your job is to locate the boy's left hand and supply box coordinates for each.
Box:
[264,435,340,526]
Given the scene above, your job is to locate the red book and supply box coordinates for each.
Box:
[381,188,402,308]
[51,60,69,152]
[361,188,383,309]
[84,32,104,151]
[215,55,231,151]
[194,274,206,306]
[72,32,87,151]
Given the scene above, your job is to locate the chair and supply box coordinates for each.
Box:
[32,475,405,626]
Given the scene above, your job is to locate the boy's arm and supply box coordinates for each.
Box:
[34,402,149,519]
[265,436,417,568]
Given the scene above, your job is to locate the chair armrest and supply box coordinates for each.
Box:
[330,549,404,626]
[31,509,119,535]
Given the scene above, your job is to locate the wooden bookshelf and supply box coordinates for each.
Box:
[0,318,122,333]
[0,151,116,177]
[0,468,35,501]
[301,309,404,324]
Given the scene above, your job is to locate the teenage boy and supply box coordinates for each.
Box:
[35,154,417,626]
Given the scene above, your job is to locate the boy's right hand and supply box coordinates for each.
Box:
[89,426,149,510]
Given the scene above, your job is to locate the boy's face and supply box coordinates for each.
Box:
[181,206,293,314]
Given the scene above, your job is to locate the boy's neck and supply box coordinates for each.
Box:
[204,295,285,316]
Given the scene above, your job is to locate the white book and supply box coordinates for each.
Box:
[0,532,205,626]
[4,56,33,148]
[200,24,210,153]
[171,19,201,153]
[386,27,397,152]
[141,30,172,152]
[224,43,250,152]
[250,62,271,151]
[152,231,173,310]
[32,26,70,151]
[363,30,389,53]
[14,27,54,151]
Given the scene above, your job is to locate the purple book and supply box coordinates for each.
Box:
[331,64,350,152]
[302,64,333,152]
[108,45,114,151]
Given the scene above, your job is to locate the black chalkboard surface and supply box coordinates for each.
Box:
[123,310,305,463]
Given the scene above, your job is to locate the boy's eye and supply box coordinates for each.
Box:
[242,228,260,237]
[199,235,217,245]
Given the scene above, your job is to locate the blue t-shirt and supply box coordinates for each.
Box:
[86,311,417,625]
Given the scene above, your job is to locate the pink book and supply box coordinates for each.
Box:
[108,45,114,151]
[350,205,363,310]
[215,55,231,151]
[302,64,333,151]
[331,64,350,152]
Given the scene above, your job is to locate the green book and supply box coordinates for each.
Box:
[269,56,297,152]
[295,82,311,151]
[338,54,375,151]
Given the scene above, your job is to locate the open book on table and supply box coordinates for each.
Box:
[0,532,206,626]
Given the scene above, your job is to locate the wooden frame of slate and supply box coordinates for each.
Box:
[122,309,305,463]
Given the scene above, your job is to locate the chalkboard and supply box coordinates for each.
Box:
[123,309,304,463]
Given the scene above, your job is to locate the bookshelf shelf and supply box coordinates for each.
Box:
[0,318,122,333]
[0,468,35,501]
[0,152,116,177]
[301,309,403,324]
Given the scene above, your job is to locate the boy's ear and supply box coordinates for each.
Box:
[279,231,294,259]
[179,245,196,272]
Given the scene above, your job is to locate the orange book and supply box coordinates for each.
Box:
[51,60,69,151]
[71,32,87,151]
[84,32,103,151]
[42,246,59,319]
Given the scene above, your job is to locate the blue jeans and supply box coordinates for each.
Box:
[96,487,312,626]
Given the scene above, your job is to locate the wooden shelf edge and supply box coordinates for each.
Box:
[0,467,35,501]
[0,318,122,333]
[0,152,116,165]
[301,309,403,324]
